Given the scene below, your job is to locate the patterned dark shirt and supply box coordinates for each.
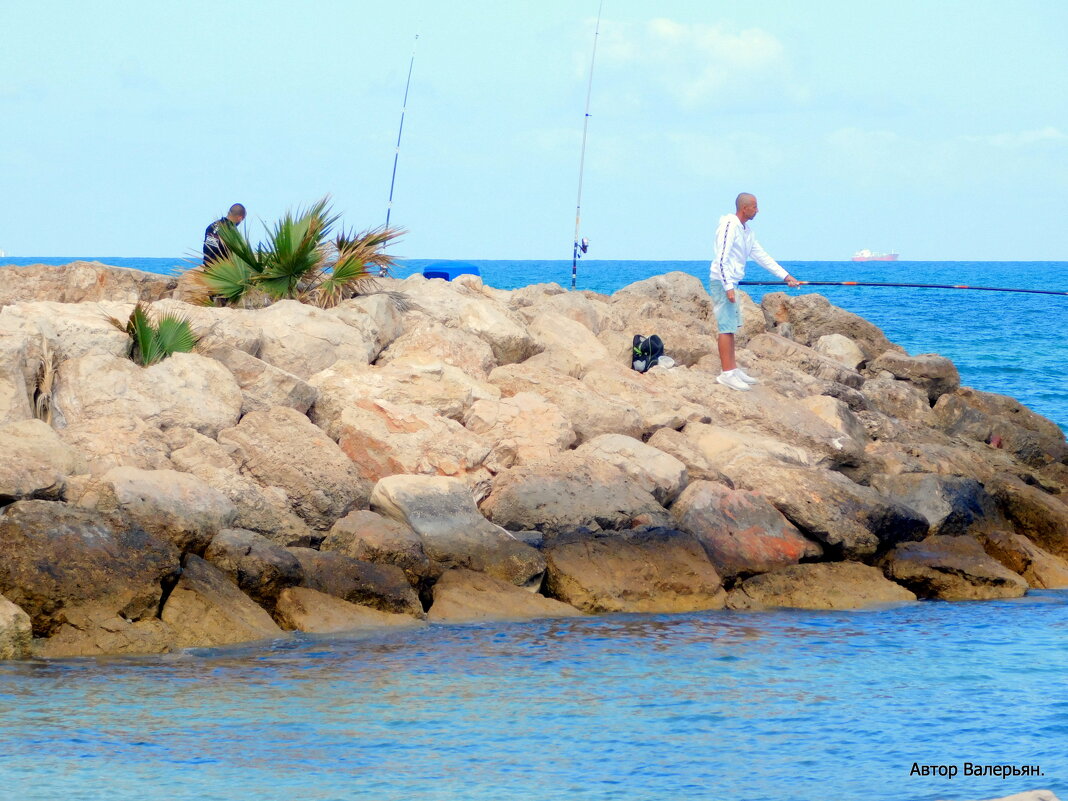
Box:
[203,217,234,263]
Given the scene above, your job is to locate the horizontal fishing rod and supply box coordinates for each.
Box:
[738,280,1068,296]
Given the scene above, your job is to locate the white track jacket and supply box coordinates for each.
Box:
[710,213,788,291]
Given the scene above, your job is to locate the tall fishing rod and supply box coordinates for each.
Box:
[382,34,419,276]
[739,280,1068,296]
[571,1,604,290]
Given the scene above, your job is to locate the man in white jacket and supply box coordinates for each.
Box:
[710,193,801,391]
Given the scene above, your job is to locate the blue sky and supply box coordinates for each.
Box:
[2,0,1066,261]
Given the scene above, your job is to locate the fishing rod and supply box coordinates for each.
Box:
[739,280,1068,296]
[571,1,603,290]
[382,34,419,276]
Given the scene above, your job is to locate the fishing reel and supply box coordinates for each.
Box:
[575,237,589,258]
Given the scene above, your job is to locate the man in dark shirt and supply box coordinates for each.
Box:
[203,203,246,263]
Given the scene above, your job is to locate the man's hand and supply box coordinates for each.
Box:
[726,289,736,303]
[785,275,802,288]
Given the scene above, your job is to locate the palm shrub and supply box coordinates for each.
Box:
[109,303,199,366]
[187,197,403,308]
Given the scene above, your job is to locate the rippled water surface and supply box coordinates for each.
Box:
[2,594,1066,801]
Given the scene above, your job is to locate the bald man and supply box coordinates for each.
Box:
[709,193,801,391]
[203,203,247,264]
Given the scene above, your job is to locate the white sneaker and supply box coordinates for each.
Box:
[716,372,750,391]
[735,369,759,385]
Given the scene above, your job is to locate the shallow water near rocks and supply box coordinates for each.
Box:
[1,593,1066,801]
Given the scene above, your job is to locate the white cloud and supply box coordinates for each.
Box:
[593,17,805,109]
[970,127,1067,148]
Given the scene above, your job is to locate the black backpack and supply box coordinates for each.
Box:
[632,334,664,373]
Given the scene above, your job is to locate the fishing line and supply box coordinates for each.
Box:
[572,1,603,290]
[384,35,419,233]
[739,280,1068,296]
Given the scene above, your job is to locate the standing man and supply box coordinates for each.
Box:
[710,193,801,391]
[203,203,246,264]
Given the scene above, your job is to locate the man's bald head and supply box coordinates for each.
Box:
[227,203,246,223]
[735,193,759,223]
[735,193,756,211]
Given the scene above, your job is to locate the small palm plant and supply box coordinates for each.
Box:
[108,303,199,366]
[186,197,403,308]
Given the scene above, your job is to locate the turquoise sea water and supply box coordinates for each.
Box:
[1,594,1067,801]
[2,257,1066,800]
[5,256,1065,429]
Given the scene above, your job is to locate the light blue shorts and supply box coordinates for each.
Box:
[709,280,740,334]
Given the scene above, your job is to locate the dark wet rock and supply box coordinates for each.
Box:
[869,473,998,536]
[880,535,1028,600]
[726,562,916,610]
[288,547,423,618]
[204,528,304,611]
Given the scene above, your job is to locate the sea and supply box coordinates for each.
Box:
[1,257,1066,801]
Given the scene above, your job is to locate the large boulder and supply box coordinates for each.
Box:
[978,530,1068,589]
[745,333,865,388]
[32,608,177,658]
[463,392,577,468]
[861,376,936,425]
[989,475,1068,559]
[526,311,612,374]
[880,535,1029,600]
[204,528,305,611]
[0,595,32,660]
[814,333,865,370]
[396,277,538,364]
[326,399,492,484]
[542,527,727,614]
[376,317,498,379]
[760,292,901,360]
[644,428,736,486]
[0,334,33,425]
[869,473,997,536]
[166,428,317,548]
[370,475,546,588]
[274,586,426,634]
[580,361,711,435]
[320,510,433,585]
[217,406,372,531]
[149,299,262,355]
[0,300,133,362]
[53,352,243,437]
[77,466,237,555]
[479,452,672,535]
[0,261,176,307]
[671,481,822,579]
[717,455,930,559]
[160,555,284,648]
[869,351,960,403]
[513,289,614,334]
[796,395,870,445]
[207,345,317,415]
[249,300,387,379]
[488,362,643,443]
[0,419,87,502]
[428,569,583,623]
[57,414,172,475]
[575,433,688,505]
[287,547,423,618]
[726,562,916,610]
[0,500,180,636]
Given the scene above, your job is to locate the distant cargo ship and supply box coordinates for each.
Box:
[852,249,899,262]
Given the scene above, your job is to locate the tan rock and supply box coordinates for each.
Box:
[645,428,736,486]
[149,299,262,355]
[371,474,546,588]
[288,548,423,618]
[274,586,425,634]
[428,569,582,623]
[543,527,727,614]
[463,391,576,468]
[671,481,821,578]
[814,333,865,369]
[580,361,710,434]
[332,399,492,483]
[0,261,176,307]
[746,333,865,388]
[53,352,242,437]
[881,535,1029,601]
[526,311,612,373]
[515,290,614,334]
[0,500,180,637]
[161,555,284,648]
[760,291,901,360]
[32,608,176,658]
[0,594,32,659]
[860,376,935,425]
[575,433,688,505]
[488,362,643,443]
[870,350,960,403]
[797,395,870,445]
[218,406,372,531]
[83,466,237,555]
[726,562,916,610]
[0,419,87,501]
[0,334,33,425]
[0,300,133,362]
[321,510,433,583]
[207,345,317,415]
[480,451,672,535]
[978,530,1068,589]
[57,414,172,475]
[376,317,498,379]
[990,474,1068,559]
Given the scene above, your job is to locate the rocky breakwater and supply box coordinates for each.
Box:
[0,263,1065,658]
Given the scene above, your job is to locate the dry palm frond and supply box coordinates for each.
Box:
[33,337,55,424]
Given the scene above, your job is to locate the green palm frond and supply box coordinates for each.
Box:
[255,197,338,299]
[154,314,199,357]
[197,258,256,303]
[107,303,198,366]
[128,303,163,365]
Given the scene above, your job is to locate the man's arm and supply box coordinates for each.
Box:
[751,239,801,287]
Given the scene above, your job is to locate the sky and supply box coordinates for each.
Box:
[2,0,1067,261]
